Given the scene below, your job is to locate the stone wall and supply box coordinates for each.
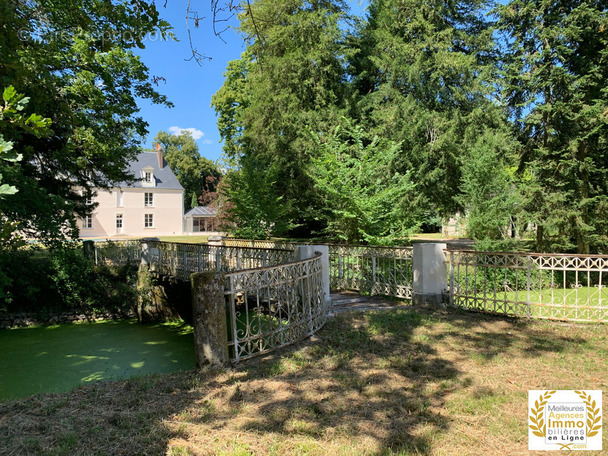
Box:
[136,267,193,325]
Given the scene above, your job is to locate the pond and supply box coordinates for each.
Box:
[0,320,194,401]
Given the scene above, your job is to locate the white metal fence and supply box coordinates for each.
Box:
[223,239,415,299]
[92,241,294,280]
[328,244,413,299]
[93,240,329,362]
[144,242,294,281]
[224,252,327,361]
[93,240,608,324]
[448,250,608,323]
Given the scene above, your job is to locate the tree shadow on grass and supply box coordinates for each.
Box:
[196,305,584,455]
[0,305,588,455]
[244,328,453,453]
[428,306,587,360]
[0,369,213,455]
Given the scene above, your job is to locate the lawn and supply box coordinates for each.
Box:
[1,305,606,455]
[454,286,608,322]
[157,235,210,244]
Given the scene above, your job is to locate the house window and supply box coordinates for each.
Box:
[116,214,123,229]
[144,192,154,207]
[82,215,92,229]
[144,214,154,228]
[141,167,155,187]
[117,191,123,207]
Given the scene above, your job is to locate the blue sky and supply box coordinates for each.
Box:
[135,0,244,163]
[135,0,368,164]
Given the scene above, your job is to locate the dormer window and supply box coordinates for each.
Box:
[141,166,155,187]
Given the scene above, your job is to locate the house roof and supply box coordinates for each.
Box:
[184,206,217,217]
[121,152,184,190]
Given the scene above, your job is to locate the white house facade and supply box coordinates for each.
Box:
[79,147,184,239]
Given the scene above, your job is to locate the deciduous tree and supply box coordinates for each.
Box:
[309,118,417,244]
[0,0,172,239]
[153,130,221,210]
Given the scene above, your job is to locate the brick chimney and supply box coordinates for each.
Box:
[155,143,164,169]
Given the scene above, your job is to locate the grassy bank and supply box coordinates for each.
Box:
[1,305,606,455]
[157,236,209,244]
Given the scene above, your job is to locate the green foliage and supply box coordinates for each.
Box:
[0,245,138,316]
[1,86,52,138]
[212,0,608,251]
[0,85,51,196]
[153,131,221,210]
[0,218,27,307]
[213,0,518,243]
[220,156,294,239]
[457,129,522,250]
[0,0,172,240]
[498,0,608,253]
[212,0,351,232]
[0,86,51,289]
[351,0,504,218]
[309,119,417,244]
[49,247,100,310]
[48,245,139,315]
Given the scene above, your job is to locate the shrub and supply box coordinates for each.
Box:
[0,244,138,317]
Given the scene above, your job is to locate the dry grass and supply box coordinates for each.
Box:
[1,305,607,455]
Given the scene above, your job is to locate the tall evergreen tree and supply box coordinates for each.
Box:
[350,0,509,219]
[498,0,608,253]
[212,0,351,236]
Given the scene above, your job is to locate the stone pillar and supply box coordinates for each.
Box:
[191,271,228,366]
[295,245,331,306]
[207,235,224,246]
[412,242,447,308]
[313,245,331,305]
[294,245,314,261]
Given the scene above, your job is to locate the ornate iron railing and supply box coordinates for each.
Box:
[93,240,141,266]
[219,239,415,299]
[328,244,413,299]
[223,238,297,250]
[224,252,327,362]
[448,250,608,323]
[144,242,294,281]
